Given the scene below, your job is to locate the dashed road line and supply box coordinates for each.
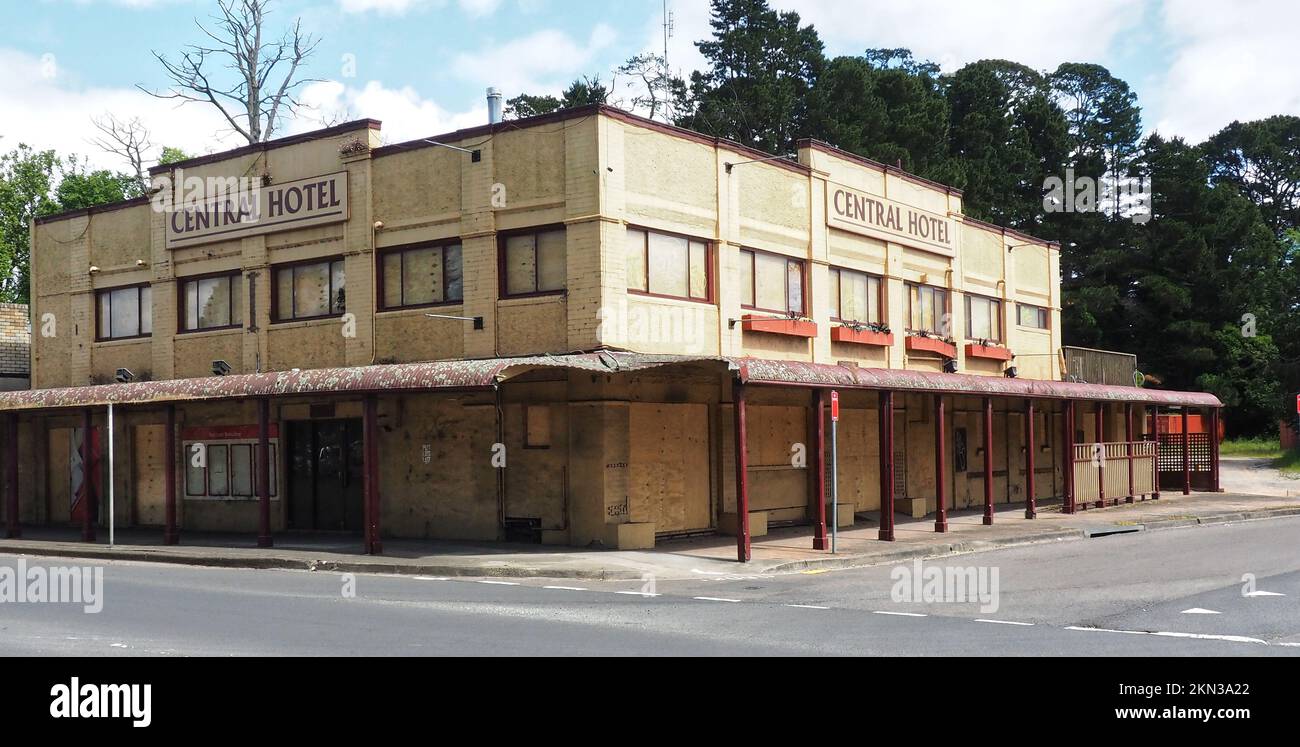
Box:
[475,580,520,586]
[976,619,1034,626]
[874,611,927,618]
[543,586,588,592]
[694,597,741,603]
[785,604,830,610]
[1152,631,1267,645]
[615,591,661,598]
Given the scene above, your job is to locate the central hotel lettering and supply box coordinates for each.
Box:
[165,172,348,248]
[2,104,1221,561]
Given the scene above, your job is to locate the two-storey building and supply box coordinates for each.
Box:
[0,105,1222,560]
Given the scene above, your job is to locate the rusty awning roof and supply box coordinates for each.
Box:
[0,352,1219,413]
[736,359,1223,407]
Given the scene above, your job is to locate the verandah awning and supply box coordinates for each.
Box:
[0,352,1220,413]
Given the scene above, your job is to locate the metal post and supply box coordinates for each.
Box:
[934,395,948,533]
[164,404,179,545]
[878,390,895,542]
[1064,401,1077,514]
[81,408,96,543]
[4,415,18,539]
[982,397,994,526]
[811,390,829,551]
[1182,407,1191,496]
[733,381,752,562]
[1151,406,1161,500]
[363,395,383,555]
[1095,404,1106,509]
[257,398,273,548]
[1125,403,1135,503]
[1025,400,1037,520]
[107,403,115,548]
[1209,407,1221,493]
[831,398,839,555]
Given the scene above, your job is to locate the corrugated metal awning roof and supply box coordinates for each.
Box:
[0,353,1219,413]
[736,359,1222,407]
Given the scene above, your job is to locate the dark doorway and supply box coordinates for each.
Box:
[287,419,364,533]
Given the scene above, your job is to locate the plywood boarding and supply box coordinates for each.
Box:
[133,424,167,526]
[629,403,711,534]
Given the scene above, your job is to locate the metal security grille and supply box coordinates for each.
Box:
[1158,433,1212,473]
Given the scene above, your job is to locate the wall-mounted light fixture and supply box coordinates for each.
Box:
[943,359,959,374]
[115,368,135,384]
[211,360,232,377]
[88,266,100,275]
[426,313,485,331]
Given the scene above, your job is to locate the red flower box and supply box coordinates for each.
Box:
[966,343,1013,362]
[831,327,894,347]
[741,316,818,338]
[906,335,957,359]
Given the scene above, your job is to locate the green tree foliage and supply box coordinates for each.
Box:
[505,76,611,120]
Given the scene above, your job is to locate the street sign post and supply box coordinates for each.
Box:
[830,392,840,554]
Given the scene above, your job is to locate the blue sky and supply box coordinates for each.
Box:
[3,0,1298,170]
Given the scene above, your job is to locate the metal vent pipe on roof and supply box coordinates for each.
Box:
[487,87,503,125]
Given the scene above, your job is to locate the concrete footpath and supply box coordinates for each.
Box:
[2,492,1299,581]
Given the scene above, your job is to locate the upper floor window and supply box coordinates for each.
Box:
[274,258,345,323]
[626,227,711,302]
[1018,303,1050,330]
[741,248,805,316]
[96,284,151,341]
[965,294,1003,342]
[907,283,949,336]
[502,227,566,297]
[830,267,882,325]
[380,242,463,310]
[180,272,243,333]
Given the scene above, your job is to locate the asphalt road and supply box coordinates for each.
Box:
[2,516,1298,657]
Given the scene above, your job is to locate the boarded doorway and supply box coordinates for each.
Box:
[629,403,711,535]
[133,424,168,526]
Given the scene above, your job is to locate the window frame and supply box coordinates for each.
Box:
[177,270,244,334]
[905,282,951,337]
[95,282,153,342]
[829,266,884,326]
[740,247,807,317]
[964,293,1004,343]
[497,225,568,300]
[270,256,347,324]
[625,225,714,304]
[377,239,465,312]
[1017,302,1051,330]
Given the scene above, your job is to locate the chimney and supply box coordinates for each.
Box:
[487,87,503,125]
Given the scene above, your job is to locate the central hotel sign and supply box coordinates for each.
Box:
[164,172,348,249]
[828,183,955,257]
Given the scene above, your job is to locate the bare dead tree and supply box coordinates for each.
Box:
[89,114,154,193]
[140,0,320,145]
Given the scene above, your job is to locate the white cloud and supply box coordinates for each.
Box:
[452,24,618,94]
[295,79,488,142]
[1151,0,1300,142]
[338,0,506,16]
[0,47,240,172]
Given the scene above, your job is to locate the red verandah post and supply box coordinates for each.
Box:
[733,380,752,562]
[1182,407,1192,496]
[1025,400,1037,520]
[1063,401,1076,514]
[257,398,273,549]
[1209,407,1221,493]
[81,408,96,543]
[934,394,948,533]
[1095,403,1106,509]
[1125,403,1135,503]
[363,395,383,555]
[5,414,18,539]
[982,397,994,526]
[878,390,895,542]
[811,390,829,551]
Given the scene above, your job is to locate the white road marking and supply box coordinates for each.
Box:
[976,619,1034,626]
[413,577,449,582]
[1153,631,1267,645]
[543,586,588,592]
[476,580,520,586]
[1065,626,1149,635]
[1276,642,1300,648]
[1181,608,1221,615]
[874,611,927,618]
[615,591,660,598]
[1245,591,1286,598]
[694,597,741,603]
[785,604,830,610]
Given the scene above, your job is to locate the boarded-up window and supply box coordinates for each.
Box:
[275,259,345,321]
[504,228,566,296]
[742,249,804,315]
[966,294,1002,342]
[626,227,710,301]
[182,273,242,332]
[380,243,463,309]
[525,406,551,449]
[831,268,882,324]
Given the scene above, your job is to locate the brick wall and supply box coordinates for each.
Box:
[0,303,31,376]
